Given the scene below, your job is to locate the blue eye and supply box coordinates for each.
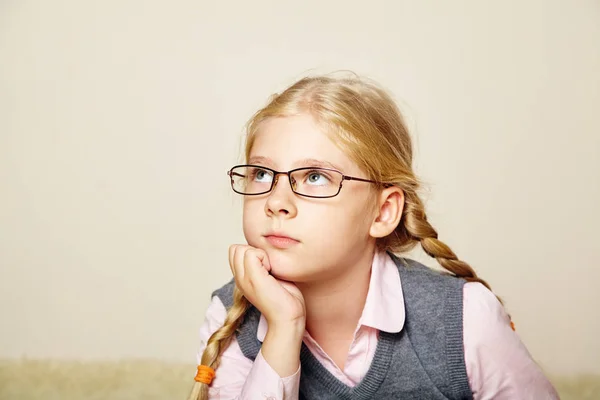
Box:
[250,168,273,182]
[306,170,331,185]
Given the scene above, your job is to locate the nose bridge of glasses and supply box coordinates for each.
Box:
[272,171,296,191]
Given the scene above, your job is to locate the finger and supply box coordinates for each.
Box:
[259,250,271,273]
[228,245,236,276]
[233,245,249,282]
[243,248,271,289]
[245,247,271,273]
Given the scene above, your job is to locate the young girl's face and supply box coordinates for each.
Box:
[243,114,378,283]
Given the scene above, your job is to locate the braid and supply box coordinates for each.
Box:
[398,192,502,304]
[187,286,251,400]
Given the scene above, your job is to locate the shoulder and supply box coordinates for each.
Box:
[197,280,238,352]
[196,295,228,363]
[211,278,236,309]
[462,282,559,398]
[462,282,514,364]
[207,280,263,361]
[463,282,512,334]
[199,296,228,336]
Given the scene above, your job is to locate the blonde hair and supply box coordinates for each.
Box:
[188,73,499,399]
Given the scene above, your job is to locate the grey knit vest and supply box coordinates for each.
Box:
[212,253,473,400]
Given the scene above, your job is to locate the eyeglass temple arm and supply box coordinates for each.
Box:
[343,176,377,183]
[344,176,392,187]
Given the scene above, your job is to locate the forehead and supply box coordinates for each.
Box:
[248,115,357,173]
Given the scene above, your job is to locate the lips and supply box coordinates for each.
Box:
[264,231,297,240]
[263,232,300,249]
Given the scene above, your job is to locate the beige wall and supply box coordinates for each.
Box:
[1,0,598,376]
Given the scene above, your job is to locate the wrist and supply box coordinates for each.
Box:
[261,319,304,378]
[267,318,305,339]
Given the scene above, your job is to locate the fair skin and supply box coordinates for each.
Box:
[228,114,404,376]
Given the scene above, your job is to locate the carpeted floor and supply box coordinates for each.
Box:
[0,359,598,399]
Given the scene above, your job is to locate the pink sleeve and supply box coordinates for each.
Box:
[197,296,301,400]
[463,282,559,400]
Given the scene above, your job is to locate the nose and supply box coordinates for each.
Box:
[265,173,297,217]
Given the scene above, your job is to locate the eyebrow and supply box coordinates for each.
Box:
[247,156,346,172]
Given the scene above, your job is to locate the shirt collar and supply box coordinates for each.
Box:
[257,250,405,342]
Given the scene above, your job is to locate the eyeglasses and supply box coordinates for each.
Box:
[227,164,384,199]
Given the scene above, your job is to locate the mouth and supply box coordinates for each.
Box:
[263,232,300,249]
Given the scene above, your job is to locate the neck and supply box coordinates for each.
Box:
[296,248,375,342]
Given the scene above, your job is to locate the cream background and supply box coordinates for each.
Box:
[0,0,598,378]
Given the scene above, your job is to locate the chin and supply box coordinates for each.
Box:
[264,249,312,282]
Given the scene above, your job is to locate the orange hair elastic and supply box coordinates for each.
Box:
[195,365,216,384]
[510,320,516,331]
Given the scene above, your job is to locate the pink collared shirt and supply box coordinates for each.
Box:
[197,252,558,399]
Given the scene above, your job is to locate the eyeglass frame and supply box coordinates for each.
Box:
[227,164,390,199]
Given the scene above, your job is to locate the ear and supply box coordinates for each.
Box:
[369,186,404,238]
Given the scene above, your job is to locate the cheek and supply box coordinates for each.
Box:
[307,201,372,242]
[242,201,263,245]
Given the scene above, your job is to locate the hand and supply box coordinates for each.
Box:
[228,245,306,327]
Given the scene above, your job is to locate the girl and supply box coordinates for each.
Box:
[188,74,558,399]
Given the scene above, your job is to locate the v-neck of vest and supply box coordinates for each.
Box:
[299,330,396,399]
